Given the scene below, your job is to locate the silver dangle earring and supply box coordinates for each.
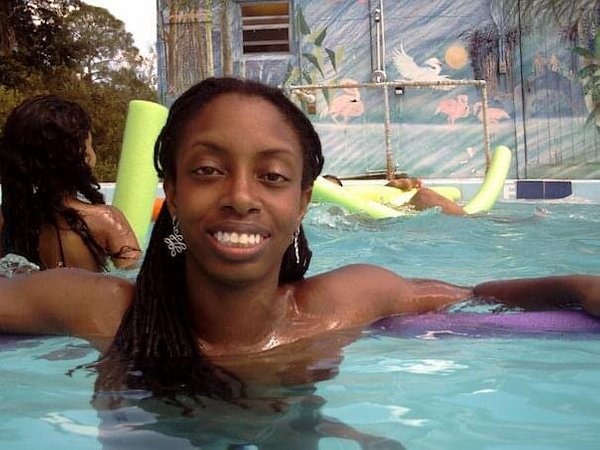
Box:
[292,228,300,264]
[164,217,187,257]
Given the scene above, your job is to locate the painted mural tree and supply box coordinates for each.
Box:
[574,29,600,127]
[282,5,342,104]
[502,0,597,122]
[158,0,214,99]
[463,0,596,97]
[515,0,597,43]
[461,1,521,100]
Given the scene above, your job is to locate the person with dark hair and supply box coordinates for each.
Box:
[0,95,140,271]
[322,174,343,186]
[0,78,598,447]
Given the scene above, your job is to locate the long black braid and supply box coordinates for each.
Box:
[0,95,107,269]
[95,77,324,405]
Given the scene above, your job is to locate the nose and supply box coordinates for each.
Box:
[220,172,261,215]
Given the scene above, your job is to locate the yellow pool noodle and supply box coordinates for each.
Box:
[112,100,168,246]
[463,145,512,214]
[311,146,511,218]
[344,185,461,206]
[312,177,404,219]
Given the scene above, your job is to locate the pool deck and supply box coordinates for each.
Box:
[97,179,600,205]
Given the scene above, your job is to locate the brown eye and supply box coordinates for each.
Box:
[262,172,288,183]
[193,166,222,176]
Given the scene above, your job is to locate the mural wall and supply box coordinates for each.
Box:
[157,0,599,180]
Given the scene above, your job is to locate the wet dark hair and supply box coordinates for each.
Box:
[323,174,343,186]
[0,95,107,269]
[96,78,324,404]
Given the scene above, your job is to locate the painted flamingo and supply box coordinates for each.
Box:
[434,95,470,125]
[472,102,511,124]
[322,80,365,124]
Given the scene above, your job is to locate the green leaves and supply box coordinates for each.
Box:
[572,46,594,59]
[302,53,324,78]
[573,29,599,127]
[325,48,337,72]
[314,28,327,47]
[288,6,339,88]
[296,7,311,36]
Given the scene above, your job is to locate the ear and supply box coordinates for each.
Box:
[163,178,177,218]
[297,187,312,226]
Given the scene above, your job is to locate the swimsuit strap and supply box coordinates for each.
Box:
[55,224,67,268]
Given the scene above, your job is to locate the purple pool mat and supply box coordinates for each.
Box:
[1,311,599,349]
[370,310,600,338]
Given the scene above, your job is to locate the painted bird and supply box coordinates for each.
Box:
[321,80,365,124]
[392,44,451,88]
[434,95,470,125]
[472,102,511,124]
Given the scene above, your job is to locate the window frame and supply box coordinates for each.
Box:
[239,1,292,55]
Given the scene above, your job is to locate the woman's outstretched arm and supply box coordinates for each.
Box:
[0,268,133,339]
[473,275,600,316]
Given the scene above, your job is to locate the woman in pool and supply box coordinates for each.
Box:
[0,78,598,398]
[0,77,598,448]
[324,173,466,215]
[0,95,140,271]
[387,174,466,215]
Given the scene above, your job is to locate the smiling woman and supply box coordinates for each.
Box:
[163,92,310,288]
[0,77,599,449]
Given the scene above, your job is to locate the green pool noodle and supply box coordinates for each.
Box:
[112,100,169,245]
[344,185,461,206]
[463,145,512,214]
[312,177,404,219]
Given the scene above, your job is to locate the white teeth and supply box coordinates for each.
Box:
[214,231,262,246]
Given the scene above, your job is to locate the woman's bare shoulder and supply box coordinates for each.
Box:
[309,263,402,286]
[74,203,137,248]
[74,203,126,227]
[295,264,410,324]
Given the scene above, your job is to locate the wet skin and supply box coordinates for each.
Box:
[0,94,598,363]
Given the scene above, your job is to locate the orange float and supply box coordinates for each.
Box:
[152,197,165,221]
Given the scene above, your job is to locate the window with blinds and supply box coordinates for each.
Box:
[241,2,290,54]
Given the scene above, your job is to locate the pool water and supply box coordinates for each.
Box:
[0,200,599,449]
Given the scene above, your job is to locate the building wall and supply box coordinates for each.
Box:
[157,0,599,180]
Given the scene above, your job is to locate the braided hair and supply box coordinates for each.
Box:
[0,95,106,269]
[95,78,324,404]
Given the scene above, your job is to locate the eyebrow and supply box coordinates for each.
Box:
[189,139,297,157]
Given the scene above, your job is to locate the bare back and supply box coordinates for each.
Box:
[1,201,140,271]
[62,200,141,270]
[39,219,104,271]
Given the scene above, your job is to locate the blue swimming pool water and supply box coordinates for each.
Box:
[0,200,599,449]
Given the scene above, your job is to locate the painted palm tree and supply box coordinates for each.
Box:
[574,30,599,126]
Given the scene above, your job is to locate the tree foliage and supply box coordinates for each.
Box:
[0,0,82,85]
[65,3,140,83]
[0,0,158,181]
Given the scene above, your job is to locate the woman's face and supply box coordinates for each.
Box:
[164,93,312,286]
[84,132,96,168]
